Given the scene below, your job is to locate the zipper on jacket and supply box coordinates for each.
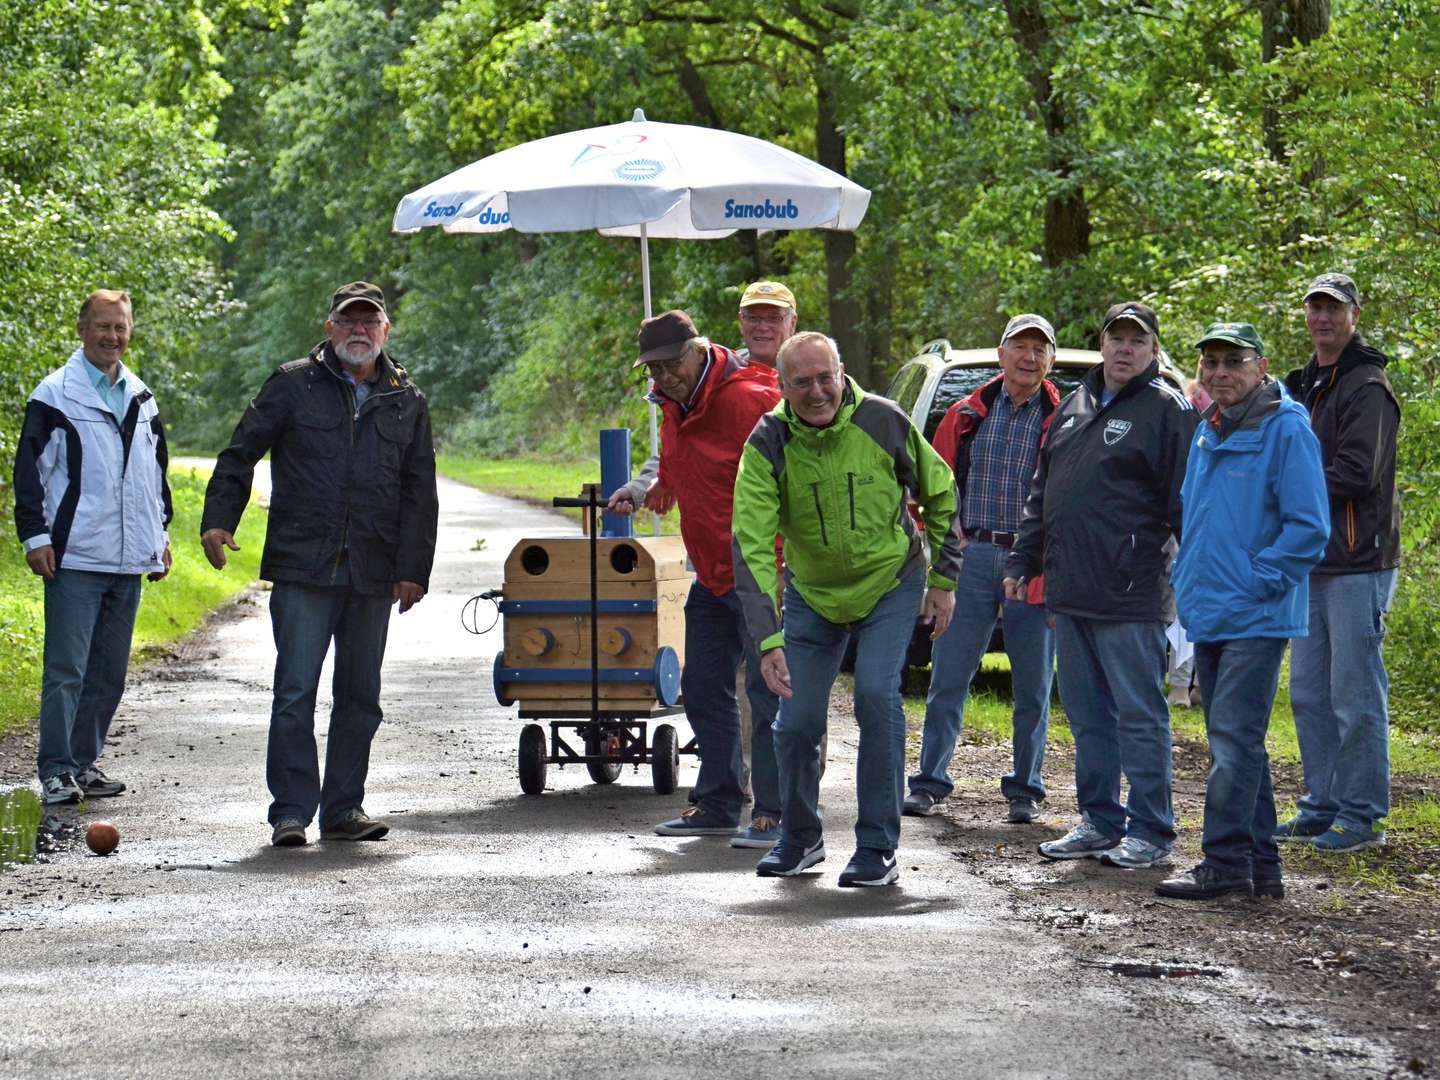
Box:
[810,483,829,546]
[1345,500,1356,552]
[1125,534,1136,592]
[846,473,858,529]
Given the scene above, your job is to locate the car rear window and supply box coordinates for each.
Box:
[925,366,1086,441]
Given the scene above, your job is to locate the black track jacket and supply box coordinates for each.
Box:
[1007,359,1198,622]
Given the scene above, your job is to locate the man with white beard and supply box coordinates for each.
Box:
[201,282,438,848]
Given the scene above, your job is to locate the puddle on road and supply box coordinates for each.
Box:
[1,786,86,868]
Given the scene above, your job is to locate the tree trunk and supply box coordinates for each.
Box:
[815,66,867,386]
[1004,0,1091,270]
[1260,0,1331,244]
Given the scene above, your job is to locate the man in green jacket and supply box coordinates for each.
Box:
[732,332,962,886]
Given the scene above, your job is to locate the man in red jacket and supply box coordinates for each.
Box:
[634,310,785,847]
[906,314,1060,825]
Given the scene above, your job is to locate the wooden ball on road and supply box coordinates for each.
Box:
[86,821,120,856]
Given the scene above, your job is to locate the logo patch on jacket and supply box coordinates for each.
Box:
[1102,419,1132,446]
[1059,416,1076,430]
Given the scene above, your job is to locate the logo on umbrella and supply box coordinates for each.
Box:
[615,159,664,182]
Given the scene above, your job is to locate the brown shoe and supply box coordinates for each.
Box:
[320,810,389,841]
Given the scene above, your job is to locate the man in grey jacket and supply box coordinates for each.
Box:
[13,289,173,805]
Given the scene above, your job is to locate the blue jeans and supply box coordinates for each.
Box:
[1289,570,1396,832]
[267,582,393,830]
[776,566,924,852]
[36,569,141,781]
[1053,615,1174,849]
[1194,637,1286,879]
[681,582,779,823]
[912,541,1054,802]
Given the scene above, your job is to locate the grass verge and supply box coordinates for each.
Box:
[0,465,266,740]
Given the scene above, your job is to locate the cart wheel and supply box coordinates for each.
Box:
[652,724,679,795]
[585,730,622,785]
[519,724,547,795]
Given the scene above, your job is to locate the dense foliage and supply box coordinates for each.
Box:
[2,1,1437,720]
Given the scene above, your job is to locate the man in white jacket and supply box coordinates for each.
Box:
[12,289,172,805]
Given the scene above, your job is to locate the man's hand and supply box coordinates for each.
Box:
[147,544,173,582]
[760,647,793,700]
[1002,576,1025,602]
[921,586,955,640]
[24,545,56,581]
[201,528,239,570]
[606,488,637,516]
[393,581,425,613]
[643,480,676,515]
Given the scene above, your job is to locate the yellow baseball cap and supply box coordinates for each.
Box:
[739,281,796,311]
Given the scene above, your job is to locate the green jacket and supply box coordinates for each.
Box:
[731,376,962,651]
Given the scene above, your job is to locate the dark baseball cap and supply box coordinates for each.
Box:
[330,281,387,316]
[1196,321,1265,354]
[634,309,699,367]
[1304,272,1361,307]
[1102,301,1160,338]
[1001,313,1056,347]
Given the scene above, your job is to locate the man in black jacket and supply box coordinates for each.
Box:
[1277,273,1400,853]
[201,282,438,848]
[1005,302,1197,870]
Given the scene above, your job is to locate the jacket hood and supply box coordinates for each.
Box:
[1288,334,1389,397]
[1202,375,1285,440]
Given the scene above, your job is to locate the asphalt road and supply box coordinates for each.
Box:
[0,477,1392,1078]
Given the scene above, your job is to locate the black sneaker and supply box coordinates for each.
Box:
[838,847,899,888]
[902,790,942,817]
[1155,863,1253,900]
[41,773,84,805]
[1253,877,1286,900]
[75,766,126,798]
[320,810,390,841]
[756,837,826,877]
[1007,797,1040,824]
[271,819,308,847]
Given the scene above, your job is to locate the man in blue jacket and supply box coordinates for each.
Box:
[13,289,173,805]
[1158,322,1329,900]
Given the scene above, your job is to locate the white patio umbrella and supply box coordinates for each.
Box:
[392,108,871,520]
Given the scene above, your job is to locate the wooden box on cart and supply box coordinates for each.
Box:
[494,535,692,714]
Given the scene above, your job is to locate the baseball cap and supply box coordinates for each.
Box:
[739,281,796,311]
[330,281,387,317]
[1304,272,1361,307]
[634,309,699,367]
[1001,313,1056,347]
[1101,301,1160,338]
[1196,321,1265,354]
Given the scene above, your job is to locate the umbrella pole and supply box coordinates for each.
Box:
[641,223,661,537]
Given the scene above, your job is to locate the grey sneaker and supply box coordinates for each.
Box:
[271,819,308,847]
[41,773,84,806]
[729,815,780,849]
[1006,797,1040,824]
[1037,818,1119,860]
[903,789,943,817]
[1099,835,1172,869]
[320,810,390,841]
[75,766,125,798]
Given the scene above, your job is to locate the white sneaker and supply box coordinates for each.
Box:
[1099,834,1172,869]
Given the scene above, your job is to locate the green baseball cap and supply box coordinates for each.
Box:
[1196,321,1265,354]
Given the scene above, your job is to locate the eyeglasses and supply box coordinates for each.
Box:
[642,357,687,378]
[785,373,839,392]
[332,316,385,330]
[740,311,790,326]
[1199,354,1259,371]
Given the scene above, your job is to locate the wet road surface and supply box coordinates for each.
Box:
[0,478,1394,1078]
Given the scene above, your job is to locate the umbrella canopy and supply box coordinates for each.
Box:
[393,109,869,238]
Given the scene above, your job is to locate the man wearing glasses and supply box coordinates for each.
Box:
[1158,323,1328,900]
[201,282,438,848]
[633,310,785,844]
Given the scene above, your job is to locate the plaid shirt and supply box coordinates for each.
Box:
[963,388,1045,533]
